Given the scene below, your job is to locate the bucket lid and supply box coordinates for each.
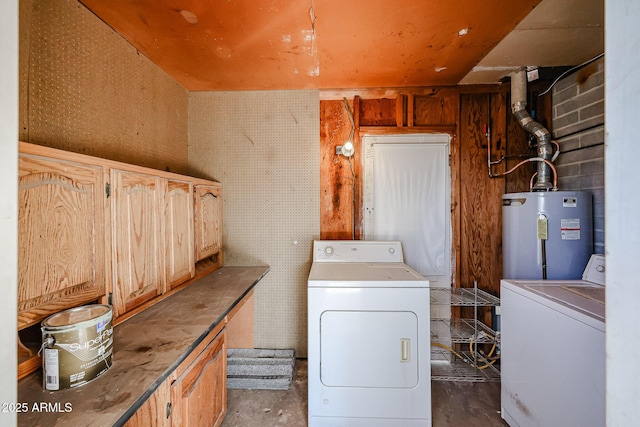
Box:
[42,304,112,328]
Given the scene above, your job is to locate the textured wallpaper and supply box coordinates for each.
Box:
[20,0,320,357]
[189,90,320,356]
[20,0,189,173]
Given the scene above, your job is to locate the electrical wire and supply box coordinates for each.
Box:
[550,140,560,162]
[538,53,605,97]
[348,156,356,240]
[492,157,558,190]
[343,97,357,239]
[343,97,355,143]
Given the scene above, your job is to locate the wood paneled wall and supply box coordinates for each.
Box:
[320,86,542,297]
[320,100,358,240]
[460,93,506,293]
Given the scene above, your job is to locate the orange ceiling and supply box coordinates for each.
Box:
[79,0,542,91]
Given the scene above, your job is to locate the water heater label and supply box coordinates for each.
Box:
[563,197,578,207]
[561,218,581,240]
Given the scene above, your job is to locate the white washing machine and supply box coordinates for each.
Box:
[501,255,605,427]
[307,240,431,427]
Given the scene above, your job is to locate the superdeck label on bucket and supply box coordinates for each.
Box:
[41,304,114,391]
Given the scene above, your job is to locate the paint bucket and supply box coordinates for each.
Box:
[40,304,113,390]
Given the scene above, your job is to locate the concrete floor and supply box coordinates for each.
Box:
[221,359,508,427]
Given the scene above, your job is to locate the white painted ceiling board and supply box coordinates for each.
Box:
[460,0,604,84]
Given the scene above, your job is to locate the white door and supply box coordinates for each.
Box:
[363,134,451,319]
[363,134,451,288]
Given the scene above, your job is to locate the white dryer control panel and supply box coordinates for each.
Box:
[312,240,404,263]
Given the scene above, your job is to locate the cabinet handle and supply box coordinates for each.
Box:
[401,338,410,362]
[166,402,172,418]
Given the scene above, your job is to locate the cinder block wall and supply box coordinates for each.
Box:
[552,57,605,254]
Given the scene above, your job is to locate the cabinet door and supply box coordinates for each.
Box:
[165,179,195,290]
[18,153,106,329]
[171,330,226,427]
[123,380,172,427]
[194,184,222,262]
[111,169,165,316]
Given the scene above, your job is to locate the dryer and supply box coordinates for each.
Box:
[307,240,431,427]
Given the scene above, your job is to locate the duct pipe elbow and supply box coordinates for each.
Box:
[513,110,551,140]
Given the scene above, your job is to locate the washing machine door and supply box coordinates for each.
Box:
[320,310,418,388]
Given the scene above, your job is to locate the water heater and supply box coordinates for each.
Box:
[503,191,593,280]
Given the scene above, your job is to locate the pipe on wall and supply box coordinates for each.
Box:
[511,67,554,191]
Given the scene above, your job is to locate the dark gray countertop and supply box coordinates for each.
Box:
[18,266,269,426]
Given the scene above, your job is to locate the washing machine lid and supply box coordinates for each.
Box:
[308,262,428,287]
[500,255,605,323]
[525,282,604,322]
[503,279,605,323]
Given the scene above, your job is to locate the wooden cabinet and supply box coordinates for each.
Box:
[111,169,166,317]
[124,328,227,427]
[17,151,106,330]
[18,143,223,324]
[124,380,172,427]
[18,268,267,427]
[194,184,222,262]
[165,179,195,290]
[170,329,227,427]
[17,142,224,380]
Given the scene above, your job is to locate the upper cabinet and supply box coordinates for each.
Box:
[17,141,222,329]
[18,150,107,330]
[165,179,195,290]
[110,169,166,317]
[194,184,222,262]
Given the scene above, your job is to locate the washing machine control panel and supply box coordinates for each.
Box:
[582,254,605,286]
[313,240,404,263]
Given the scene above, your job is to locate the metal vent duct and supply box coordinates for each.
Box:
[511,67,553,191]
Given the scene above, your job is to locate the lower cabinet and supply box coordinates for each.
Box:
[124,381,172,427]
[126,328,227,427]
[171,329,227,427]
